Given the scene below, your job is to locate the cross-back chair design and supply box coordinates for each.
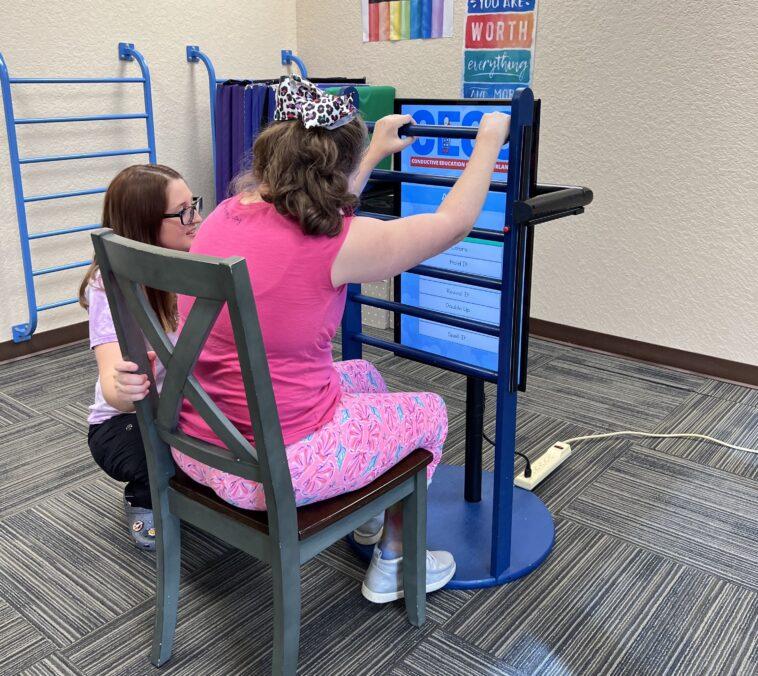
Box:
[91,229,431,675]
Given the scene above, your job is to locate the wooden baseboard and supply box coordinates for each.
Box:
[530,319,758,387]
[0,321,89,363]
[2,318,755,388]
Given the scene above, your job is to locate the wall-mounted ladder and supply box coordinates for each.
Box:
[0,42,157,342]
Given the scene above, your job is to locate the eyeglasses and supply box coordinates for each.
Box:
[163,196,203,226]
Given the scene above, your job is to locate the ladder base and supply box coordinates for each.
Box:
[347,463,555,589]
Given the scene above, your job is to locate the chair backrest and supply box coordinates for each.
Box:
[91,229,297,534]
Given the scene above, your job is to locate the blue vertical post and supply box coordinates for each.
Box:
[490,87,534,576]
[186,46,218,193]
[119,43,157,163]
[341,283,363,360]
[1,50,38,341]
[281,50,308,78]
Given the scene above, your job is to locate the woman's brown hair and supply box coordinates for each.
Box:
[232,117,368,237]
[79,164,182,331]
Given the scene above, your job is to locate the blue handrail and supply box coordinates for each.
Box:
[32,260,92,277]
[118,43,156,164]
[186,44,307,204]
[281,50,308,79]
[28,223,101,240]
[10,77,144,84]
[0,42,157,342]
[25,187,107,203]
[16,113,148,124]
[19,148,151,164]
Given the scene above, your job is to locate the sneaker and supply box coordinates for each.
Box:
[361,546,456,603]
[123,497,156,551]
[353,512,384,545]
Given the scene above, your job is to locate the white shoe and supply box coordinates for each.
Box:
[353,512,384,545]
[361,546,456,604]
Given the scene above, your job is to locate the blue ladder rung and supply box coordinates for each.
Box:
[409,264,503,291]
[25,187,107,203]
[15,113,148,125]
[32,260,91,276]
[371,169,509,192]
[350,293,500,337]
[28,224,100,240]
[19,148,151,164]
[354,333,499,383]
[10,77,144,84]
[356,211,506,244]
[37,298,79,312]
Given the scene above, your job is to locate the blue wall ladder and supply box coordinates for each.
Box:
[0,42,157,342]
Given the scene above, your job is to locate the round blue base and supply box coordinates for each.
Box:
[347,463,555,589]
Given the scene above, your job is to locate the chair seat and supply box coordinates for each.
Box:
[169,448,433,540]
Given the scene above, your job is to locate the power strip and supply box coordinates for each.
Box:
[514,442,572,490]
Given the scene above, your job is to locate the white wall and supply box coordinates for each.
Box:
[296,1,758,365]
[3,1,756,366]
[0,0,297,339]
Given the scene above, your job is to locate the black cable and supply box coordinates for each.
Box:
[481,399,532,478]
[482,430,532,478]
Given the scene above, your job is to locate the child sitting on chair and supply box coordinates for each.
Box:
[79,164,203,550]
[168,77,510,601]
[115,78,510,599]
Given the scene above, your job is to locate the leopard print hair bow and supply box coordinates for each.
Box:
[274,75,357,130]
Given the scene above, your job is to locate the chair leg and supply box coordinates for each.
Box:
[150,506,181,667]
[402,469,427,627]
[271,549,301,676]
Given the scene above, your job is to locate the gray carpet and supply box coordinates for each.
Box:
[0,331,756,675]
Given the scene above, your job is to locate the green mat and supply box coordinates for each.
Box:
[326,85,396,170]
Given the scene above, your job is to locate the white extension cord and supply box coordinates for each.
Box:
[514,431,758,491]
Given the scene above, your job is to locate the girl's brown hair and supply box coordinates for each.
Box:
[79,164,182,331]
[233,117,368,237]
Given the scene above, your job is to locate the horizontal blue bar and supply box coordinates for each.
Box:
[408,264,503,291]
[15,113,147,125]
[350,293,499,337]
[10,77,144,84]
[367,122,488,142]
[33,260,91,277]
[25,187,107,203]
[371,169,508,192]
[20,147,151,164]
[28,224,100,240]
[468,228,504,242]
[355,211,505,243]
[353,333,498,383]
[355,210,394,220]
[37,298,79,312]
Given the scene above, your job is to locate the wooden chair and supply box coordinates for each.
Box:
[91,229,431,675]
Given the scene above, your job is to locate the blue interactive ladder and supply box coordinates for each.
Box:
[345,91,593,588]
[0,42,157,342]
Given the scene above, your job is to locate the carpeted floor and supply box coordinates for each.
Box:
[0,331,756,675]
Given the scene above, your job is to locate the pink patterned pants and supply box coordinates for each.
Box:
[172,360,447,511]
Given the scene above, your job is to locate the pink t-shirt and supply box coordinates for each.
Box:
[178,196,352,446]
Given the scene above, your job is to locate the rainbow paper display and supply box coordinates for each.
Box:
[363,0,453,42]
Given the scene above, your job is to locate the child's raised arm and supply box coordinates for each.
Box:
[333,112,511,287]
